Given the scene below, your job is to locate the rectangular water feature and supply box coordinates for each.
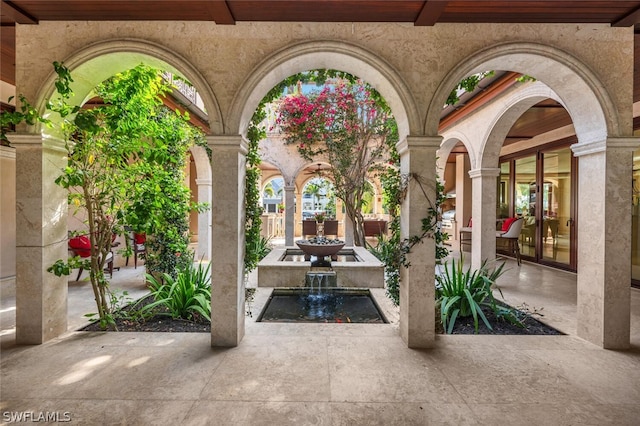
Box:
[257,246,385,288]
[257,288,388,323]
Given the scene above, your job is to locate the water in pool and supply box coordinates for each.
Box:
[257,287,387,323]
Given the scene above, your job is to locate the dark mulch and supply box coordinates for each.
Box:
[82,294,562,335]
[441,303,563,335]
[81,294,210,333]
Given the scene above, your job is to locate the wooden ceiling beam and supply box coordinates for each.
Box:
[211,0,236,25]
[2,1,37,24]
[415,0,448,26]
[613,5,640,27]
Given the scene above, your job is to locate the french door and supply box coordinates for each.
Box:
[500,146,577,270]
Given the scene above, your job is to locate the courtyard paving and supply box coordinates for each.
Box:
[1,251,639,425]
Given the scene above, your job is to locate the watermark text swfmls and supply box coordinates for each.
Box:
[2,411,71,423]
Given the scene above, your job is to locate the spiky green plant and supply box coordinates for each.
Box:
[435,258,507,334]
[146,259,211,322]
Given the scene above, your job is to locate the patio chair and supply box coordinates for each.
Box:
[125,231,147,269]
[459,217,472,252]
[68,235,115,280]
[323,220,338,237]
[496,217,524,265]
[302,220,316,238]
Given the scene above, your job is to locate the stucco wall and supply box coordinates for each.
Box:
[14,22,633,138]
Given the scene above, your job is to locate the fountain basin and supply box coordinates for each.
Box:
[257,246,385,288]
[295,238,345,261]
[257,287,388,323]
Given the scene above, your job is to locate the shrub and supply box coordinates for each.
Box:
[435,258,511,334]
[146,259,211,322]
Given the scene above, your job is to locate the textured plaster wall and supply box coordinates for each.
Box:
[14,22,633,138]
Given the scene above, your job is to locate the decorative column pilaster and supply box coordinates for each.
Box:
[9,133,68,344]
[455,154,472,244]
[207,135,247,347]
[195,178,212,260]
[468,168,500,271]
[284,185,295,246]
[571,137,639,349]
[397,135,441,348]
[344,215,355,246]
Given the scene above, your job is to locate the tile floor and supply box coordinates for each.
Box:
[1,252,639,425]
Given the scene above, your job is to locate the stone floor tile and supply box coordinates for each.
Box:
[469,402,640,426]
[328,336,465,404]
[199,335,331,402]
[330,402,479,426]
[183,401,331,426]
[2,341,223,401]
[523,349,640,404]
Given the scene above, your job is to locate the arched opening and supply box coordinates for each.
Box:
[234,43,424,347]
[431,43,630,348]
[12,41,221,344]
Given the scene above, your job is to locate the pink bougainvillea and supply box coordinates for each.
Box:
[275,78,397,246]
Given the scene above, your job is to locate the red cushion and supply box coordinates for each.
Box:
[134,232,146,244]
[69,236,91,257]
[501,217,517,232]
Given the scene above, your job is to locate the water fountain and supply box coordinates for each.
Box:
[255,221,387,323]
[295,220,345,267]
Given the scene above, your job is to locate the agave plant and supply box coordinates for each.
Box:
[146,258,211,322]
[435,258,507,334]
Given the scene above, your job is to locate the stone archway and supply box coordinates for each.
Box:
[229,40,420,142]
[440,81,568,269]
[428,42,635,348]
[11,39,222,344]
[225,40,434,347]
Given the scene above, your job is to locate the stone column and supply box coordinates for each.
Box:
[335,199,345,238]
[397,136,440,348]
[468,168,500,270]
[207,135,247,347]
[284,185,295,246]
[572,137,639,349]
[455,153,472,233]
[10,134,68,344]
[195,178,211,260]
[295,190,303,239]
[344,214,354,246]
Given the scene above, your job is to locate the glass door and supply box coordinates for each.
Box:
[540,147,574,268]
[514,155,537,259]
[501,146,576,270]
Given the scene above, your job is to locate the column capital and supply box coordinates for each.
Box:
[571,137,640,157]
[283,185,295,192]
[206,135,249,155]
[397,135,442,155]
[468,167,500,179]
[195,178,212,186]
[8,133,67,154]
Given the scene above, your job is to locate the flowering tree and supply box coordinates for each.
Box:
[276,78,396,246]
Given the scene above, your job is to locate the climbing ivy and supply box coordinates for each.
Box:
[372,156,449,305]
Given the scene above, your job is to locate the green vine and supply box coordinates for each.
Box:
[372,160,449,305]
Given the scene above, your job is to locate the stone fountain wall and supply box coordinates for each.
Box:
[257,247,384,288]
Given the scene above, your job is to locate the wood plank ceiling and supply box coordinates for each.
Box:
[1,0,639,156]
